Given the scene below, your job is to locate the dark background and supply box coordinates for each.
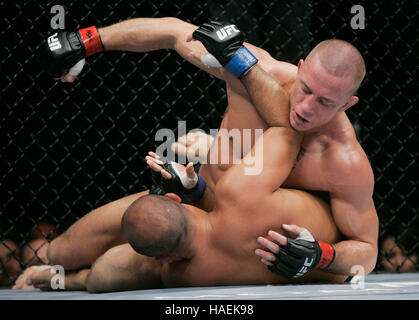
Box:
[1,0,418,278]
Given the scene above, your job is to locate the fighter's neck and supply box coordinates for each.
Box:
[305,112,352,138]
[178,204,212,260]
[301,112,354,149]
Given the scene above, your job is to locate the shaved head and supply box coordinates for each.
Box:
[121,195,188,257]
[305,39,366,94]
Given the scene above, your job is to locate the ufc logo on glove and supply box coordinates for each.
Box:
[295,258,314,277]
[193,21,258,79]
[216,25,240,40]
[47,33,62,51]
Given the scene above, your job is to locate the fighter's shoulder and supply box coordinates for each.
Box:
[325,132,374,190]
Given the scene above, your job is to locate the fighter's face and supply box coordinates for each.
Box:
[289,58,357,132]
[381,237,418,272]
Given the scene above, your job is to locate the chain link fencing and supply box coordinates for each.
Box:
[1,0,418,285]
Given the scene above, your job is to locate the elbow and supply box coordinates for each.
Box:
[363,261,376,276]
[163,16,182,24]
[366,244,379,275]
[161,16,182,29]
[359,242,378,276]
[161,17,187,49]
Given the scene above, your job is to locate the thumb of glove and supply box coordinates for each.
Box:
[295,228,315,242]
[68,58,86,76]
[200,53,222,68]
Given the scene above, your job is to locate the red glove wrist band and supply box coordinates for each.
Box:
[314,241,336,270]
[78,26,103,57]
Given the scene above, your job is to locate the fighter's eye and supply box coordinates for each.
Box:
[319,99,333,107]
[300,81,311,94]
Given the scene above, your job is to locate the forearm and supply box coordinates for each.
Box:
[99,17,227,81]
[327,240,378,276]
[327,197,379,276]
[63,269,90,291]
[85,245,163,293]
[240,65,290,127]
[98,17,182,52]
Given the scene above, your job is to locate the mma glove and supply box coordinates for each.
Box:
[192,21,258,78]
[40,26,103,78]
[269,228,336,278]
[151,161,206,204]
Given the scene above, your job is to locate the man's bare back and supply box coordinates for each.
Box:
[162,188,346,288]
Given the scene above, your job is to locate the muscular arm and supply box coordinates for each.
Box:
[60,269,90,290]
[219,66,302,193]
[240,65,291,127]
[329,195,378,275]
[197,65,296,209]
[98,18,227,80]
[15,266,90,291]
[85,244,163,293]
[26,245,162,292]
[99,18,219,212]
[98,18,273,93]
[221,126,301,196]
[99,19,287,208]
[325,155,379,275]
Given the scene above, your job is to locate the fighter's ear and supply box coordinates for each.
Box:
[297,59,304,72]
[339,95,359,112]
[164,193,182,203]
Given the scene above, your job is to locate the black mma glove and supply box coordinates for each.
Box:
[40,26,103,78]
[192,21,258,78]
[151,161,206,204]
[269,228,336,278]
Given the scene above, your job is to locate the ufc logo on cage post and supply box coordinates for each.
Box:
[50,5,65,30]
[216,25,240,40]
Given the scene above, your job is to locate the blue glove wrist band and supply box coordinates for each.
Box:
[224,46,258,78]
[183,173,206,204]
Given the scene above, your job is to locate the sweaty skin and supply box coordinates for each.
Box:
[45,17,377,279]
